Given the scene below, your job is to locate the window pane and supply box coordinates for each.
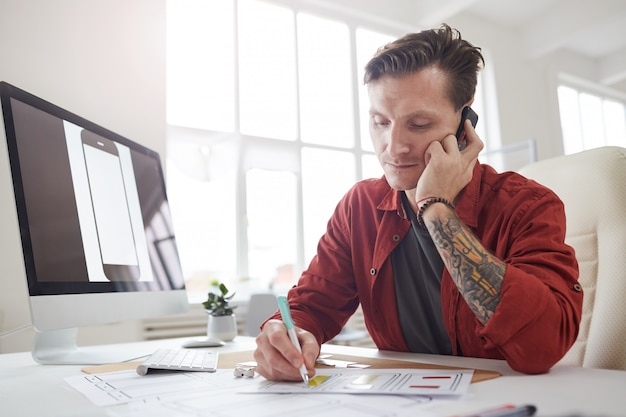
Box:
[246,169,298,290]
[301,148,355,262]
[579,92,605,150]
[298,14,353,147]
[558,86,583,155]
[166,0,235,131]
[603,99,626,146]
[559,84,626,154]
[239,0,298,140]
[166,155,237,303]
[356,28,395,152]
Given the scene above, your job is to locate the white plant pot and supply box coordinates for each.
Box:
[206,312,237,341]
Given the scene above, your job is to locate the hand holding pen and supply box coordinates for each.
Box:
[276,295,310,386]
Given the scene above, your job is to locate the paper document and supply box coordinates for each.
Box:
[242,368,473,396]
[65,368,471,417]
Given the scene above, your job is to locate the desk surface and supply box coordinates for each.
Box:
[1,336,624,417]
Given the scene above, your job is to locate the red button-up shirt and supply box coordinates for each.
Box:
[279,163,582,374]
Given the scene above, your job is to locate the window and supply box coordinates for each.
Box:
[166,0,492,302]
[558,82,626,155]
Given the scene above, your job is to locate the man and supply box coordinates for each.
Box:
[254,24,582,379]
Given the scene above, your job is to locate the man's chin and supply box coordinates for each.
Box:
[384,176,418,191]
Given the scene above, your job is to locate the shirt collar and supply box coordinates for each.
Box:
[376,180,406,219]
[375,163,484,228]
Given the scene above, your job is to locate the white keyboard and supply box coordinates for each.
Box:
[136,348,219,376]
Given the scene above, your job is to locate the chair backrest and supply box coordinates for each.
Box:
[245,293,278,337]
[518,146,626,370]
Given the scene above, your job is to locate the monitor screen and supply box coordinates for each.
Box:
[0,81,189,364]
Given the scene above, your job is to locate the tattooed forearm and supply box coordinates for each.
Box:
[427,210,506,324]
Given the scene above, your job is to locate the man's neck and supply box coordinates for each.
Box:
[403,189,418,212]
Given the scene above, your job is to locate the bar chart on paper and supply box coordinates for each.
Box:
[242,368,473,395]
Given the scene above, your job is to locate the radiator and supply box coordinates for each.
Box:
[140,302,374,347]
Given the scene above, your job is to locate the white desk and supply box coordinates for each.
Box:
[1,336,624,417]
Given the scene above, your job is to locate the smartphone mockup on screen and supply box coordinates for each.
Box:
[455,106,478,150]
[81,130,140,281]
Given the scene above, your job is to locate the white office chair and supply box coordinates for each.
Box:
[519,146,626,370]
[245,293,279,337]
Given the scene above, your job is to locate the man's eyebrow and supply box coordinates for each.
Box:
[405,111,436,119]
[368,109,436,119]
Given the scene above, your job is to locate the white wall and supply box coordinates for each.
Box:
[443,14,626,161]
[442,15,563,160]
[0,0,166,352]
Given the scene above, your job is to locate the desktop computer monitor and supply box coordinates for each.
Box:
[0,81,189,364]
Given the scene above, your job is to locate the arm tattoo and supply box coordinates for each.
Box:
[426,210,506,324]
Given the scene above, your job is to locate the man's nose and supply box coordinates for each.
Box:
[387,124,410,156]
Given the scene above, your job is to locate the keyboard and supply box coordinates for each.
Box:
[136,348,219,376]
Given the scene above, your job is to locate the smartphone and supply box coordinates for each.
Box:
[81,129,141,282]
[455,106,478,151]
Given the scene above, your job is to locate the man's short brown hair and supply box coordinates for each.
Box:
[364,24,484,111]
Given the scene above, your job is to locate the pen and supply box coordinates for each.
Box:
[453,404,537,417]
[276,295,310,387]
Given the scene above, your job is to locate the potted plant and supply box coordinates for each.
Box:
[202,281,238,341]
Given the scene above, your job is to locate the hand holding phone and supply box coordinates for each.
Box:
[455,106,478,151]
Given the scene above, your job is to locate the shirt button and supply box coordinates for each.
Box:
[370,268,376,275]
[573,283,582,292]
[392,235,400,241]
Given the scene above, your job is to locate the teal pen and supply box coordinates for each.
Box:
[276,296,310,386]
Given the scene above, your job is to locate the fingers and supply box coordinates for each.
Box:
[254,320,296,381]
[460,119,484,155]
[418,123,482,202]
[423,135,456,164]
[439,134,460,152]
[433,121,482,160]
[253,320,319,381]
[299,328,321,370]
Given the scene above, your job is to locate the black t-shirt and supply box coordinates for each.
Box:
[391,192,452,354]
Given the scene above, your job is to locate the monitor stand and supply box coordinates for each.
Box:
[32,328,153,365]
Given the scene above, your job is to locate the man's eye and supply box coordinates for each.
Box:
[410,123,429,130]
[373,119,389,127]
